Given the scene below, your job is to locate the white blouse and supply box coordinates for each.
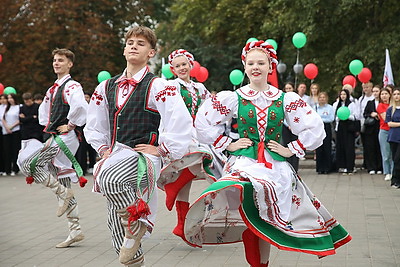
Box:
[195,85,325,158]
[39,74,88,127]
[2,105,20,135]
[84,66,193,161]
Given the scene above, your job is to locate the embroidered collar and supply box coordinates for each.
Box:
[237,84,282,100]
[177,78,196,92]
[115,66,149,84]
[54,74,72,86]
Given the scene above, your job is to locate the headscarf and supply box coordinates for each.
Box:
[241,40,278,70]
[168,49,195,68]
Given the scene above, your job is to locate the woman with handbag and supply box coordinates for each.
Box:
[363,85,383,174]
[333,89,358,175]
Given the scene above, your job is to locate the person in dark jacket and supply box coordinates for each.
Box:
[19,92,44,142]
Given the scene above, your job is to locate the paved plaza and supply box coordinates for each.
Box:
[1,162,400,267]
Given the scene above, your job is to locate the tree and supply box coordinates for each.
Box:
[157,0,400,100]
[0,0,162,95]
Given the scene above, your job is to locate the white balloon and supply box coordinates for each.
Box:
[277,62,287,73]
[293,63,303,74]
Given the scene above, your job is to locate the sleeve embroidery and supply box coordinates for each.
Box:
[285,99,307,113]
[92,91,104,106]
[155,85,177,102]
[211,95,231,116]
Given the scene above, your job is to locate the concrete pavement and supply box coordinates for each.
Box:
[1,161,400,267]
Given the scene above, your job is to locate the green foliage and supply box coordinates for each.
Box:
[1,0,399,104]
[0,0,160,95]
[157,0,400,101]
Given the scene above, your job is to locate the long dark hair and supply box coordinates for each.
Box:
[3,93,19,119]
[335,89,351,115]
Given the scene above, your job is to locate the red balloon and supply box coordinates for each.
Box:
[196,67,209,82]
[303,63,318,79]
[190,61,201,77]
[342,75,356,88]
[358,67,372,83]
[0,83,3,94]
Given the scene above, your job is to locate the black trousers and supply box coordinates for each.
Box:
[363,126,382,172]
[3,131,21,174]
[336,123,355,172]
[0,133,4,173]
[282,125,299,172]
[75,136,97,175]
[316,123,332,173]
[389,142,400,186]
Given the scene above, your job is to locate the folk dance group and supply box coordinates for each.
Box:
[18,25,351,267]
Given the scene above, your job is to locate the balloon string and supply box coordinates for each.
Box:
[294,49,300,89]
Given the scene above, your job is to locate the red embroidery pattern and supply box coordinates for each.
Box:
[285,99,307,113]
[266,90,274,96]
[211,96,231,116]
[306,110,312,115]
[312,198,321,210]
[92,91,104,106]
[248,89,256,96]
[292,195,301,209]
[155,86,177,102]
[293,117,300,123]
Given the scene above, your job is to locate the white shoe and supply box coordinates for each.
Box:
[87,168,93,174]
[384,174,392,181]
[369,170,376,175]
[56,233,85,248]
[377,171,383,174]
[10,172,16,176]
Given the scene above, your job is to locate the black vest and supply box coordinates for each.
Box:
[44,78,72,134]
[106,73,161,149]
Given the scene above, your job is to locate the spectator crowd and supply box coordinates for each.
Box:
[0,81,398,189]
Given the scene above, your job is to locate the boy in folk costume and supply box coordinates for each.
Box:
[184,41,351,266]
[157,49,226,243]
[84,26,192,266]
[17,48,88,248]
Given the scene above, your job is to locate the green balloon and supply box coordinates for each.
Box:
[4,86,16,95]
[229,69,244,86]
[266,39,278,50]
[349,59,364,75]
[97,71,111,83]
[162,64,174,79]
[246,37,258,44]
[337,106,350,120]
[292,32,307,49]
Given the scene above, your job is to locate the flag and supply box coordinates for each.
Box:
[383,49,394,87]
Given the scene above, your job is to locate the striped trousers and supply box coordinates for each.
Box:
[96,147,161,254]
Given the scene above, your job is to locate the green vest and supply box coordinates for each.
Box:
[230,92,286,161]
[180,85,201,116]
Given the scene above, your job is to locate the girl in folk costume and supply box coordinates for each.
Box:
[84,26,193,266]
[157,49,226,243]
[185,41,351,266]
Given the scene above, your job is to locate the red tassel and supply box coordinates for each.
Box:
[79,176,88,187]
[257,142,272,169]
[126,199,151,235]
[26,176,34,184]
